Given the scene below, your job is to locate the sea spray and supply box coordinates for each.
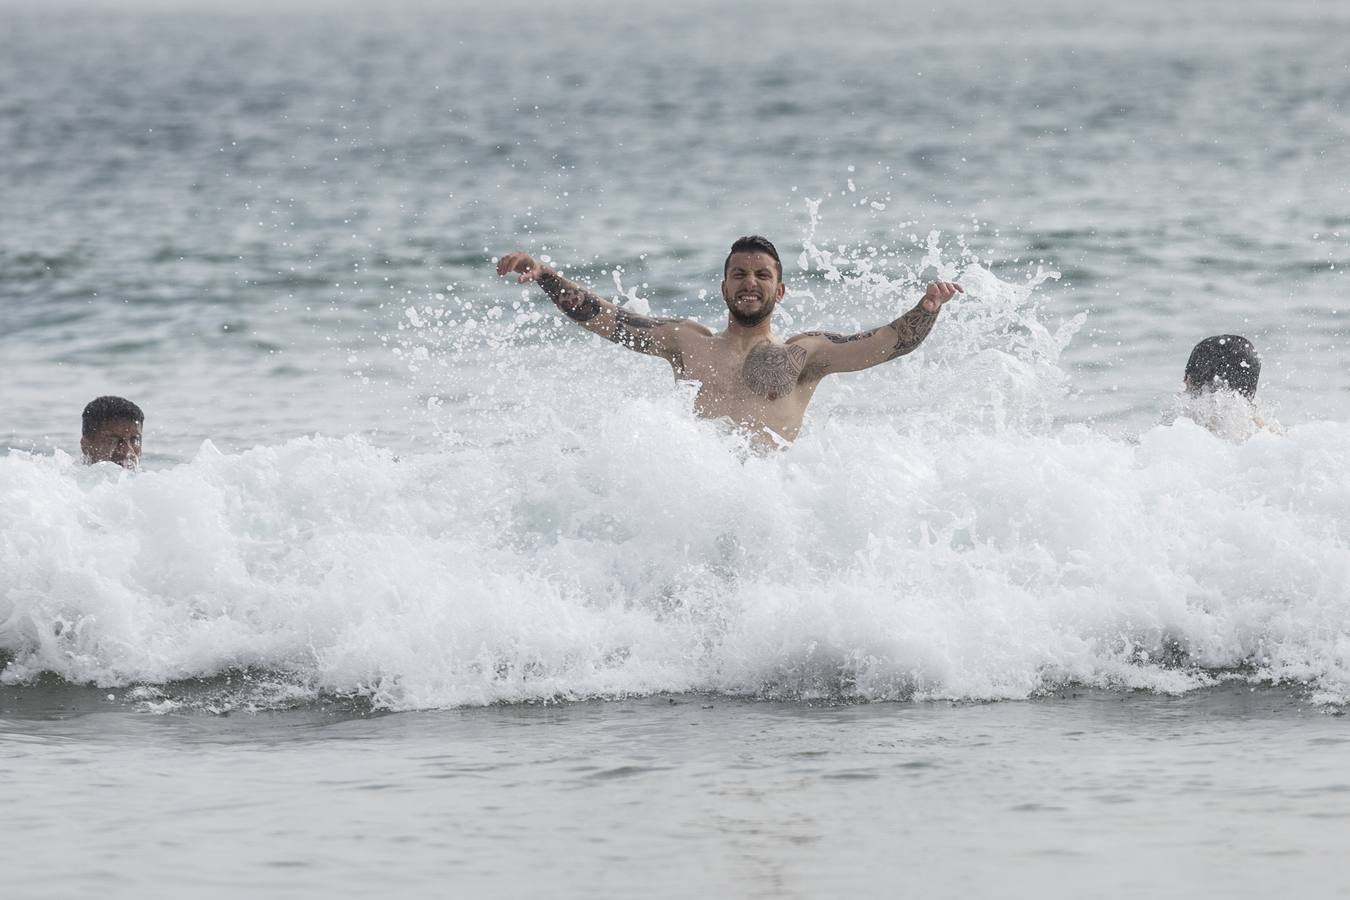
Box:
[4,207,1347,711]
[4,407,1349,710]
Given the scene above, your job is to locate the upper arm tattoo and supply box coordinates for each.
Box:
[537,271,681,360]
[797,329,881,344]
[537,271,603,323]
[885,306,939,360]
[610,308,671,354]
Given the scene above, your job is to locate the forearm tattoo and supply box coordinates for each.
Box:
[537,271,603,323]
[742,342,808,401]
[885,305,939,361]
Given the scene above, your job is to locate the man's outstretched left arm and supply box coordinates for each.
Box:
[789,280,961,377]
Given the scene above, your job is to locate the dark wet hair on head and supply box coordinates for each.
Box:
[82,395,144,437]
[724,235,782,280]
[1184,335,1260,398]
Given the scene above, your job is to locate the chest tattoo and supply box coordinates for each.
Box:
[741,342,807,400]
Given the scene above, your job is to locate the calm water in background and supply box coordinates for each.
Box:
[3,0,1350,896]
[3,0,1348,456]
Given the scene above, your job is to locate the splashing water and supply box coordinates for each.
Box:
[3,202,1348,712]
[1163,389,1283,444]
[793,196,1082,436]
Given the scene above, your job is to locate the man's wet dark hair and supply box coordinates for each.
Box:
[724,235,782,280]
[1184,335,1260,398]
[82,395,144,437]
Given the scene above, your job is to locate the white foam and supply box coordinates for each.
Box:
[4,216,1347,712]
[4,388,1349,711]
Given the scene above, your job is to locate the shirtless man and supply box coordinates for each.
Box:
[496,235,961,447]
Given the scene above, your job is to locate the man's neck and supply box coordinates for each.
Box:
[723,317,775,344]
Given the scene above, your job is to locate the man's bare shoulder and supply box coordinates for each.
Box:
[665,318,716,338]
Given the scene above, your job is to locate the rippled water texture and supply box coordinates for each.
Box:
[3,0,1349,456]
[4,685,1349,900]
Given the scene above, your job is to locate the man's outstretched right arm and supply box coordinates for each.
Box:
[496,251,696,360]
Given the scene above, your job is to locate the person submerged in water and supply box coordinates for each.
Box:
[1172,334,1275,439]
[81,395,143,469]
[1184,334,1261,398]
[495,236,962,447]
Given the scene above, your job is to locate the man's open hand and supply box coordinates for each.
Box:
[496,251,555,284]
[920,281,963,313]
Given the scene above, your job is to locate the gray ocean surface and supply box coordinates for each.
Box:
[4,684,1349,900]
[3,0,1350,896]
[3,0,1348,455]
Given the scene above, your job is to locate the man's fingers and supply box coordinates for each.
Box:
[919,281,964,311]
[496,252,536,278]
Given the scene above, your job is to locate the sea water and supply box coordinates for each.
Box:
[2,0,1349,896]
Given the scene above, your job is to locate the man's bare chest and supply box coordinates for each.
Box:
[678,340,808,403]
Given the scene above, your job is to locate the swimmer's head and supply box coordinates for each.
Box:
[81,395,143,469]
[724,235,782,280]
[1183,335,1260,398]
[722,235,785,327]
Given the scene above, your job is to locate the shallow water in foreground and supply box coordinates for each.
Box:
[2,684,1346,899]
